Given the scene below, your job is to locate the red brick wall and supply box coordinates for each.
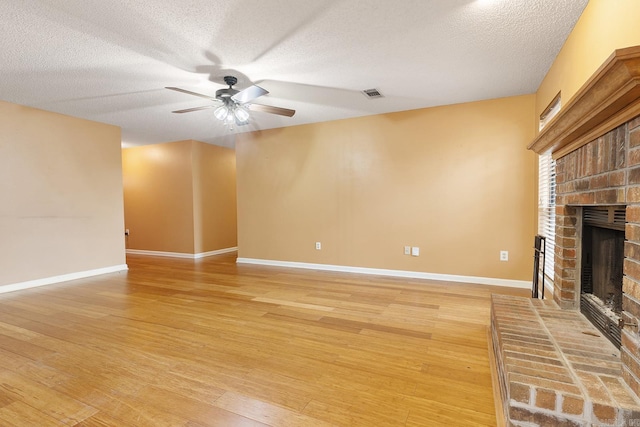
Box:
[554,126,627,308]
[555,115,640,396]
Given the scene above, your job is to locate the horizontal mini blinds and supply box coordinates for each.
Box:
[538,149,556,282]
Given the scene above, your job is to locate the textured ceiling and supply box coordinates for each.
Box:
[0,0,588,147]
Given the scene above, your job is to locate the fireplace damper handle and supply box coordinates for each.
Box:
[618,318,638,329]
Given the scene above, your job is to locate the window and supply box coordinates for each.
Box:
[537,93,560,289]
[538,150,556,284]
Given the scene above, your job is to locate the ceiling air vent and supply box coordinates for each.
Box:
[362,88,384,99]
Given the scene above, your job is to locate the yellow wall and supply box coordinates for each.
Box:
[0,101,126,287]
[536,0,640,119]
[122,140,237,254]
[236,95,537,281]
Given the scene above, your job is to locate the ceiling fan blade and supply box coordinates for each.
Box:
[249,103,296,117]
[171,105,216,114]
[166,87,217,101]
[232,85,268,103]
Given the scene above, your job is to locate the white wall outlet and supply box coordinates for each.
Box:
[315,242,322,250]
[411,247,420,257]
[500,250,509,261]
[404,246,411,255]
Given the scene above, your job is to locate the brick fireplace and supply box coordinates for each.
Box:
[491,47,640,426]
[555,124,634,350]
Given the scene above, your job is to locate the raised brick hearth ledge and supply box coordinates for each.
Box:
[490,294,640,426]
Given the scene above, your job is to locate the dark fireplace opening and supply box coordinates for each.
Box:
[580,206,625,348]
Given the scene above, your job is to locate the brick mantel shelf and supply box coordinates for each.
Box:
[529,46,640,159]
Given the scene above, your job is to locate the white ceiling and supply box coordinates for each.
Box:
[1,0,588,148]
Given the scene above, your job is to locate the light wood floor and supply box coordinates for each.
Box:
[0,253,528,426]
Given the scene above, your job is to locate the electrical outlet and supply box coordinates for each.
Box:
[125,229,130,236]
[411,247,420,257]
[404,246,411,255]
[315,242,321,250]
[500,250,509,261]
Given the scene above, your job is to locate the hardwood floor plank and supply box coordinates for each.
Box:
[76,412,149,427]
[135,385,270,427]
[0,332,55,361]
[412,374,496,415]
[303,396,409,426]
[214,391,334,427]
[0,370,97,424]
[404,399,497,427]
[252,297,335,312]
[224,369,315,413]
[318,316,433,339]
[0,401,63,426]
[52,378,200,427]
[0,253,529,425]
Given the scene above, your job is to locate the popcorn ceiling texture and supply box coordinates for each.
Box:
[0,0,587,146]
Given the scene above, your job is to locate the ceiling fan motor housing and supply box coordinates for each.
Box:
[217,76,240,101]
[223,76,238,87]
[215,88,239,100]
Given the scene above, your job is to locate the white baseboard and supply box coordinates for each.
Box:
[0,264,129,295]
[194,247,238,259]
[236,258,531,289]
[126,247,238,259]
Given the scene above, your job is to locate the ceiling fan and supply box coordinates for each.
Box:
[166,76,295,127]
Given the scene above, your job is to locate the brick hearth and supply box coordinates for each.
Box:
[491,294,640,426]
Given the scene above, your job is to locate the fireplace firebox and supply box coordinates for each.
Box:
[580,206,625,348]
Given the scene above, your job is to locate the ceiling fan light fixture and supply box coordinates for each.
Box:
[214,105,229,121]
[167,76,296,128]
[234,106,250,122]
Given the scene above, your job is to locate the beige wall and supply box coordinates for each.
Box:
[122,140,196,253]
[122,140,237,254]
[536,0,640,119]
[0,101,126,287]
[192,142,238,253]
[236,95,537,281]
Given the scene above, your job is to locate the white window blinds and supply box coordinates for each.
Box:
[538,150,556,282]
